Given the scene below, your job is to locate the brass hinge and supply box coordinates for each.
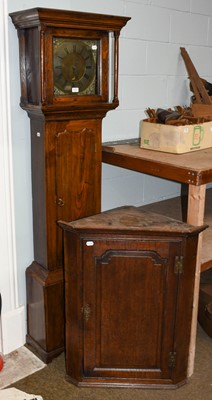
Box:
[168,351,176,369]
[82,304,91,321]
[174,255,184,274]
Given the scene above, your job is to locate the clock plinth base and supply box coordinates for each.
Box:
[26,262,64,363]
[26,334,64,364]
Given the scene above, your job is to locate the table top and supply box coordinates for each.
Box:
[102,139,212,186]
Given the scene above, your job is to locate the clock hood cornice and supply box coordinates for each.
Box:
[10,7,130,31]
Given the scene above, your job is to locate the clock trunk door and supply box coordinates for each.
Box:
[55,119,101,265]
[82,238,182,384]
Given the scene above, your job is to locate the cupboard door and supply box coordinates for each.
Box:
[82,239,181,383]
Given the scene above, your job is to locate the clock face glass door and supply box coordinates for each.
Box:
[53,38,99,96]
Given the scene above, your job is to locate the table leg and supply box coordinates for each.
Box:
[187,184,206,377]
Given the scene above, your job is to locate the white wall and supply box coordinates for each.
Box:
[102,0,212,209]
[0,0,25,353]
[1,0,212,352]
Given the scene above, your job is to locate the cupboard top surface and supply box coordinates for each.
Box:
[59,206,206,235]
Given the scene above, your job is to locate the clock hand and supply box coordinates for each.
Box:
[72,65,79,81]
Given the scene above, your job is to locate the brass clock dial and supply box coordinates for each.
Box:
[53,38,98,96]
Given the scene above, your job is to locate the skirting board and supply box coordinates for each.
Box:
[1,305,26,354]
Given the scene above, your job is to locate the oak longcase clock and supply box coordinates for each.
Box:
[10,7,130,362]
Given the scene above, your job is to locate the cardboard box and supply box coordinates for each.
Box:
[140,119,212,154]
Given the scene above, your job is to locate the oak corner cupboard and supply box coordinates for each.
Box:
[9,7,130,362]
[59,206,206,388]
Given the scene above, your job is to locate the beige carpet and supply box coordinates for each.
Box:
[11,325,212,400]
[0,346,45,389]
[0,388,43,400]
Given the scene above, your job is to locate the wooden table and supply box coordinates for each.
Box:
[102,139,212,376]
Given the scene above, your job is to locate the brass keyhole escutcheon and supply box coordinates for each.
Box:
[57,197,65,207]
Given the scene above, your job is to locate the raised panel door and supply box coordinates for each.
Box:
[81,238,181,385]
[55,119,101,266]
